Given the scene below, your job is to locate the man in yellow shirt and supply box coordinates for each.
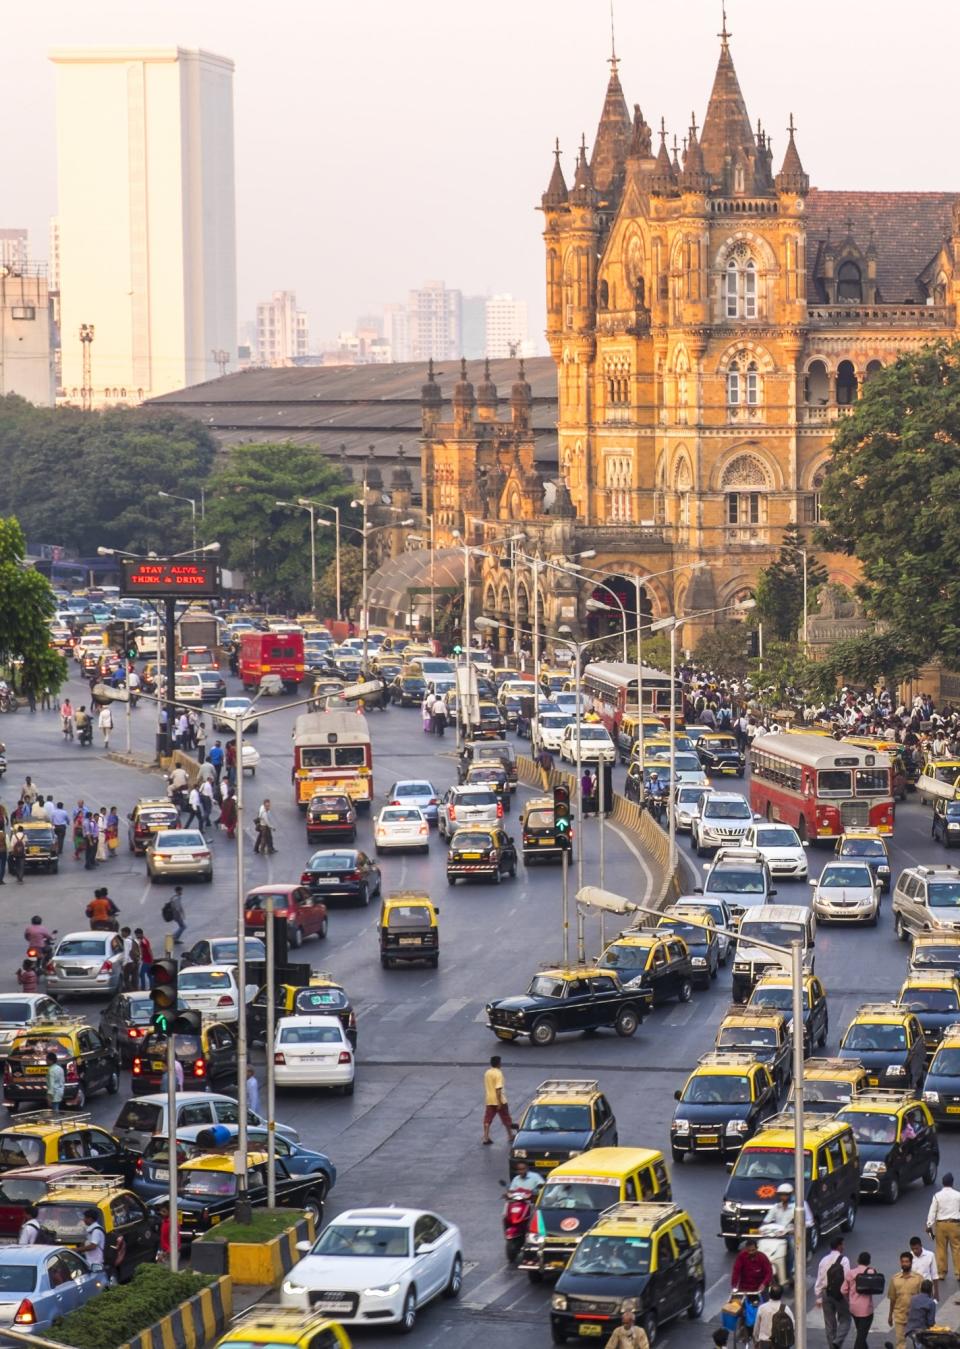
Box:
[888,1251,923,1349]
[605,1306,649,1349]
[482,1055,516,1144]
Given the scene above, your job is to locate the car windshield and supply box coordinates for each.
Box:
[755,828,801,848]
[0,1266,37,1293]
[37,1203,88,1240]
[708,869,766,894]
[308,854,358,872]
[155,832,205,849]
[913,946,960,968]
[145,1033,204,1060]
[806,1081,857,1104]
[279,1026,342,1044]
[717,1025,778,1048]
[740,923,805,947]
[930,1047,960,1075]
[182,1171,238,1197]
[312,1223,410,1258]
[56,939,106,957]
[660,921,707,946]
[114,1101,161,1131]
[837,1110,898,1145]
[0,1135,42,1167]
[820,865,872,888]
[683,1074,751,1104]
[528,976,566,998]
[752,987,806,1012]
[678,788,709,805]
[394,783,434,796]
[385,906,432,930]
[381,809,421,822]
[903,988,960,1011]
[705,800,752,820]
[294,989,347,1012]
[568,1233,651,1276]
[839,839,885,858]
[452,832,493,850]
[843,1023,907,1051]
[246,893,296,911]
[929,883,960,908]
[211,940,264,963]
[522,1105,591,1132]
[0,1177,45,1205]
[599,944,649,976]
[674,755,702,771]
[180,971,232,990]
[541,715,571,728]
[577,727,609,740]
[540,1180,620,1209]
[734,1149,812,1181]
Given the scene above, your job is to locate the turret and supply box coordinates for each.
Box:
[510,359,532,431]
[420,357,442,436]
[775,114,809,195]
[452,357,475,434]
[476,358,498,422]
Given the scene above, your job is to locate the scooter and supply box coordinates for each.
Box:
[499,1181,534,1264]
[757,1222,789,1288]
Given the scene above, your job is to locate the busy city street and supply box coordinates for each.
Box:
[0,651,955,1347]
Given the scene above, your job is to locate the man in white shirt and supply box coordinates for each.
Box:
[910,1233,939,1295]
[814,1237,851,1349]
[81,1209,106,1270]
[753,1285,793,1346]
[18,1205,41,1245]
[927,1171,960,1281]
[508,1159,544,1198]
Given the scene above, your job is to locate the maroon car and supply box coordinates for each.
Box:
[244,885,328,949]
[305,793,357,844]
[0,1165,94,1238]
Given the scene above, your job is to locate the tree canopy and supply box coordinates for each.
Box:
[0,517,67,694]
[820,340,960,666]
[693,623,754,682]
[754,525,827,641]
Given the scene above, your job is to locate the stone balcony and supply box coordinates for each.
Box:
[806,303,954,327]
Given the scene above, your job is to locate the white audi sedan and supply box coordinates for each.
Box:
[374,806,430,855]
[742,822,809,880]
[282,1206,463,1332]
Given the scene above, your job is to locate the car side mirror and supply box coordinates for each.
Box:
[769,889,778,897]
[296,1240,312,1253]
[674,1089,681,1101]
[725,1160,735,1172]
[808,878,817,885]
[416,1241,435,1255]
[693,887,703,894]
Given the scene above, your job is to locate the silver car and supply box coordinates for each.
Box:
[811,861,881,924]
[146,829,213,882]
[0,994,66,1059]
[112,1091,299,1155]
[438,786,501,840]
[0,1246,107,1333]
[47,931,124,997]
[385,779,440,824]
[673,784,714,833]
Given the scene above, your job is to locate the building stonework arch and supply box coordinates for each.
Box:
[711,230,778,273]
[673,448,693,491]
[716,341,776,374]
[715,446,782,491]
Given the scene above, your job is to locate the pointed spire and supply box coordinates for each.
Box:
[476,357,498,415]
[698,25,760,188]
[453,357,475,416]
[570,134,596,204]
[420,356,441,409]
[680,113,709,192]
[541,137,568,208]
[671,135,681,172]
[590,51,632,194]
[775,112,809,194]
[651,116,678,194]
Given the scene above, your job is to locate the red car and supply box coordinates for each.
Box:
[0,1165,94,1238]
[243,885,328,949]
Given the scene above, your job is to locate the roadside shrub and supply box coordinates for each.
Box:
[52,1263,213,1349]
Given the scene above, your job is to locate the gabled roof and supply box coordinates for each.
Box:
[805,189,959,303]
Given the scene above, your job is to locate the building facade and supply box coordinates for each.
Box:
[407,281,462,362]
[51,47,237,405]
[255,290,309,365]
[0,231,29,271]
[485,293,531,360]
[419,31,960,650]
[0,268,56,407]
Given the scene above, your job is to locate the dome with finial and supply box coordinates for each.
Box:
[775,113,809,195]
[391,444,412,491]
[548,479,577,519]
[510,358,531,409]
[476,357,498,412]
[420,357,442,409]
[541,139,568,209]
[452,357,475,412]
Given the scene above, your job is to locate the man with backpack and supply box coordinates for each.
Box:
[815,1236,851,1349]
[753,1284,794,1349]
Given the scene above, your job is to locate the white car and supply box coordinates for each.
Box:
[553,691,589,716]
[673,784,714,832]
[273,1015,355,1093]
[559,723,616,764]
[691,792,754,855]
[534,711,573,753]
[212,696,259,733]
[177,964,257,1023]
[672,751,711,788]
[374,806,429,854]
[810,860,880,924]
[282,1206,463,1332]
[241,743,260,775]
[438,786,500,840]
[742,822,809,880]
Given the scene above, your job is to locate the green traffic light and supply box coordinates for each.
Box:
[152,1012,171,1033]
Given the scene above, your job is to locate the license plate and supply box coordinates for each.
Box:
[25,1065,46,1075]
[461,852,482,859]
[578,1328,603,1338]
[27,848,42,856]
[320,814,338,821]
[315,1302,352,1314]
[151,1060,165,1071]
[538,839,554,846]
[60,968,85,977]
[868,1076,879,1086]
[316,875,337,882]
[947,1106,960,1115]
[698,1134,719,1145]
[399,937,421,946]
[153,1167,169,1181]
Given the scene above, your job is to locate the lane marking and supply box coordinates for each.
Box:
[426,997,472,1022]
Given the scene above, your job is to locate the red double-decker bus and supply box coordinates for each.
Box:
[749,732,894,840]
[239,631,305,692]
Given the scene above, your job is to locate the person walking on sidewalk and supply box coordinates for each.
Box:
[842,1251,880,1349]
[752,1284,793,1349]
[481,1055,516,1145]
[815,1236,851,1349]
[927,1171,960,1286]
[98,703,113,750]
[603,1306,649,1349]
[888,1251,923,1349]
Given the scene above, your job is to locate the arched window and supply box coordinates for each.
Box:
[864,359,883,383]
[727,360,741,406]
[598,280,609,310]
[836,359,858,405]
[805,360,829,404]
[605,454,633,523]
[725,261,739,318]
[744,261,757,318]
[727,356,762,410]
[745,361,760,405]
[802,468,825,524]
[720,453,770,528]
[837,261,862,302]
[724,249,760,319]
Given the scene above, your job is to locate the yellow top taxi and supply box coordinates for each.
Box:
[0,1113,129,1176]
[835,828,892,894]
[249,975,357,1049]
[126,799,180,856]
[215,1307,350,1349]
[510,1079,617,1172]
[910,931,960,978]
[917,758,960,802]
[552,1201,705,1343]
[520,796,573,866]
[17,821,59,874]
[378,892,439,969]
[748,970,829,1055]
[4,1020,121,1112]
[616,715,668,763]
[922,1024,960,1124]
[721,1112,859,1251]
[835,1091,939,1203]
[599,930,696,1005]
[838,1002,927,1093]
[897,970,960,1059]
[714,1005,792,1093]
[518,1147,671,1278]
[35,1175,160,1278]
[671,1051,777,1161]
[802,1058,871,1115]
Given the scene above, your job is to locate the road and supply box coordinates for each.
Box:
[0,669,954,1347]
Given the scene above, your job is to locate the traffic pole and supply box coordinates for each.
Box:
[265,894,277,1208]
[561,846,569,967]
[233,711,251,1223]
[792,939,807,1348]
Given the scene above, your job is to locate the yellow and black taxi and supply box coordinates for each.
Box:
[551,1202,705,1344]
[510,1080,617,1173]
[3,1020,121,1111]
[721,1111,860,1251]
[696,732,744,777]
[838,1002,927,1093]
[519,1147,671,1280]
[446,825,517,885]
[305,793,357,845]
[835,829,892,894]
[215,1306,351,1349]
[597,931,697,1005]
[473,700,506,740]
[834,1090,939,1203]
[922,1024,960,1124]
[132,1017,237,1094]
[911,931,960,978]
[714,1005,792,1094]
[378,892,439,969]
[170,1148,329,1240]
[35,1174,160,1278]
[486,966,651,1047]
[463,761,512,809]
[802,1058,871,1115]
[898,970,960,1059]
[249,975,357,1049]
[126,798,180,855]
[17,821,59,874]
[616,715,668,763]
[0,1113,132,1177]
[657,908,720,987]
[671,1052,777,1162]
[520,796,573,866]
[748,970,829,1056]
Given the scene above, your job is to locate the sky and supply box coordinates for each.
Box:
[4,0,958,352]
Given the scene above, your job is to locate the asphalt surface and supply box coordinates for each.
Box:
[0,668,956,1347]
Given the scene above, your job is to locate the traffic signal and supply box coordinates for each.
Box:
[172,1008,201,1036]
[453,644,463,656]
[126,644,137,661]
[149,958,178,1033]
[553,783,572,847]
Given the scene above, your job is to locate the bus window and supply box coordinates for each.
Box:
[855,769,890,796]
[301,747,332,767]
[334,746,366,767]
[817,770,851,796]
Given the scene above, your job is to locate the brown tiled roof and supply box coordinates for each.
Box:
[805,189,959,302]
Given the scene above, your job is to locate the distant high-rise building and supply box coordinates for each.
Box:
[0,230,28,272]
[48,220,60,292]
[485,293,530,359]
[51,46,237,404]
[256,290,309,366]
[407,281,461,361]
[0,269,56,406]
[461,295,487,358]
[383,303,409,363]
[355,314,383,338]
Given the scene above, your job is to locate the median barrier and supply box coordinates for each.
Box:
[118,1276,232,1349]
[197,1215,315,1287]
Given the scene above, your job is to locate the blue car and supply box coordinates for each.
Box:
[132,1124,336,1203]
[0,1245,107,1333]
[385,779,440,824]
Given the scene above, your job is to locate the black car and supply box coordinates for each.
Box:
[131,1023,237,1094]
[510,1081,617,1172]
[248,979,358,1049]
[300,849,382,906]
[933,799,960,848]
[99,991,172,1065]
[447,827,518,884]
[670,1053,778,1162]
[486,966,651,1046]
[197,671,227,703]
[305,793,357,843]
[163,1152,329,1240]
[598,933,696,1005]
[391,673,427,706]
[4,1025,121,1111]
[836,1097,940,1203]
[696,733,744,776]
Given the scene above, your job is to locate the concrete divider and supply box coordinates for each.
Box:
[224,1215,315,1286]
[120,1275,232,1349]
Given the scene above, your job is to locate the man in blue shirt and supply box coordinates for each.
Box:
[50,801,70,856]
[207,741,225,781]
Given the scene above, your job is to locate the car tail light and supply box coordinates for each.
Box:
[132,1057,143,1076]
[448,805,456,821]
[135,1157,144,1175]
[192,853,210,861]
[300,872,312,885]
[429,798,438,806]
[390,800,401,806]
[45,961,53,974]
[338,1051,352,1064]
[496,801,503,818]
[217,995,235,1008]
[274,1052,285,1065]
[346,870,362,881]
[274,908,289,919]
[192,1059,206,1078]
[418,825,428,836]
[128,1027,143,1039]
[14,1300,36,1326]
[65,1061,78,1082]
[100,961,114,974]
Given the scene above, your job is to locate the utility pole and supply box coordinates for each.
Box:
[79,324,95,411]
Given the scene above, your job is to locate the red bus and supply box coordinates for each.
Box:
[749,732,894,840]
[239,631,305,692]
[581,660,676,735]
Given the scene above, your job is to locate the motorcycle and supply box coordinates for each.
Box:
[642,789,666,824]
[757,1221,789,1287]
[77,719,93,747]
[0,686,16,714]
[499,1181,534,1264]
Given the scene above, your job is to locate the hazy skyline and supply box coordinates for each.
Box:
[5,0,958,359]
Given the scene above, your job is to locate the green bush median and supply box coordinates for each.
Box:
[52,1263,213,1349]
[197,1209,308,1245]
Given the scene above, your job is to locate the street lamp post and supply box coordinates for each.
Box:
[158,491,198,556]
[299,499,342,619]
[800,547,809,647]
[276,501,316,611]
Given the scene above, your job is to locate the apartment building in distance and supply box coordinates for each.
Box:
[484,293,532,359]
[407,280,461,361]
[255,290,310,365]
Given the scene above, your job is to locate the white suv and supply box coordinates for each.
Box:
[691,792,754,856]
[559,723,616,764]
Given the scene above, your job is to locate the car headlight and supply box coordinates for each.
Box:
[886,1064,906,1075]
[552,1294,568,1311]
[691,957,706,967]
[282,1280,306,1295]
[726,1120,749,1133]
[863,1161,887,1175]
[363,1283,401,1297]
[528,1233,545,1245]
[722,1200,738,1214]
[513,1148,528,1158]
[878,866,890,874]
[672,1119,690,1133]
[924,1090,940,1104]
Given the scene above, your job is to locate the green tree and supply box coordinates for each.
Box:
[203,445,357,609]
[693,623,754,682]
[816,631,919,694]
[751,639,819,709]
[0,517,67,695]
[820,340,960,665]
[314,544,363,621]
[754,525,828,641]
